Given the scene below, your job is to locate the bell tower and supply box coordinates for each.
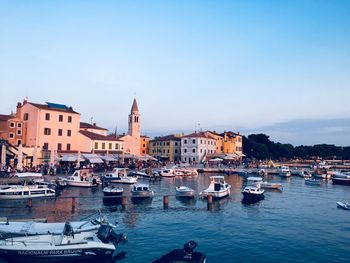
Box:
[128,98,140,137]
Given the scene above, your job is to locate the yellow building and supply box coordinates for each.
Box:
[149,134,182,162]
[207,131,243,155]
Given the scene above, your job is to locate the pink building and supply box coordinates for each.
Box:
[18,100,81,152]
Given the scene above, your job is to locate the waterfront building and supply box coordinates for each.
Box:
[181,132,216,163]
[78,130,123,154]
[80,122,108,136]
[0,113,24,146]
[140,135,150,155]
[206,131,243,155]
[119,99,141,156]
[17,100,81,153]
[149,135,182,162]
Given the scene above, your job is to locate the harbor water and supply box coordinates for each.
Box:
[1,173,350,262]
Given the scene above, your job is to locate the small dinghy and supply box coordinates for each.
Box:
[175,186,195,198]
[336,202,350,210]
[0,223,126,263]
[259,181,283,190]
[305,178,323,185]
[152,241,206,263]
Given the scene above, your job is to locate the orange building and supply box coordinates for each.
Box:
[140,135,150,155]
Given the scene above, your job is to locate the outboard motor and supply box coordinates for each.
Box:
[97,225,126,245]
[184,241,197,255]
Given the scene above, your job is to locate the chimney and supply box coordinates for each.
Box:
[93,123,96,126]
[16,102,22,118]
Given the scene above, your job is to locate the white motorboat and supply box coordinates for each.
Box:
[336,201,350,210]
[0,185,55,200]
[175,186,195,198]
[0,215,108,237]
[174,170,185,176]
[259,169,268,176]
[332,172,350,185]
[15,172,43,178]
[299,169,312,178]
[103,168,137,184]
[200,176,231,199]
[65,169,100,187]
[181,168,198,177]
[103,185,124,197]
[160,169,175,177]
[304,178,323,186]
[131,184,154,199]
[0,223,126,263]
[242,185,265,201]
[279,166,291,177]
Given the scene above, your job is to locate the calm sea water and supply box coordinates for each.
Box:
[1,173,350,263]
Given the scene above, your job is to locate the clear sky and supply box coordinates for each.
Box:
[0,1,349,145]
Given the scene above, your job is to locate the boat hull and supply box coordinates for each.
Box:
[242,192,264,200]
[332,178,350,185]
[200,190,230,199]
[0,247,115,263]
[66,181,98,187]
[337,202,350,210]
[0,193,55,200]
[131,191,154,199]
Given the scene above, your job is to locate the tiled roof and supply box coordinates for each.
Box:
[182,132,216,140]
[150,134,182,142]
[0,114,13,121]
[79,130,123,142]
[28,102,80,114]
[80,122,107,131]
[220,131,240,138]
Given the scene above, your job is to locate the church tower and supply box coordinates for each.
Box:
[128,98,140,137]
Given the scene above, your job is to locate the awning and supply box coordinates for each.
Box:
[60,154,85,162]
[101,155,118,162]
[209,158,223,162]
[83,154,104,164]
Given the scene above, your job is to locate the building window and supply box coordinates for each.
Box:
[44,128,51,135]
[43,143,49,150]
[58,129,63,136]
[153,142,156,146]
[192,139,195,144]
[184,149,187,153]
[184,157,187,162]
[192,148,195,153]
[45,113,50,120]
[143,144,146,147]
[175,149,178,154]
[68,116,72,123]
[175,142,178,146]
[143,150,145,154]
[57,143,62,151]
[184,139,187,144]
[66,144,71,151]
[167,142,170,146]
[17,123,22,128]
[9,122,15,128]
[109,143,112,150]
[59,115,63,122]
[115,144,119,150]
[95,142,98,149]
[102,143,105,150]
[67,130,71,137]
[23,113,29,121]
[167,149,170,153]
[17,140,22,146]
[17,129,22,135]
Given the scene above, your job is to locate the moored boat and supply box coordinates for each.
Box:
[0,184,55,200]
[242,185,264,201]
[299,169,312,178]
[200,176,231,199]
[279,166,291,177]
[102,168,137,184]
[153,241,206,263]
[332,172,350,185]
[131,184,154,199]
[65,169,100,187]
[103,185,124,197]
[336,201,350,210]
[160,169,175,177]
[0,223,126,263]
[259,181,283,190]
[175,186,195,198]
[304,178,323,186]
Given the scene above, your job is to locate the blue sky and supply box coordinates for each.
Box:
[0,1,349,145]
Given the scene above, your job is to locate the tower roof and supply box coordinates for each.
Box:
[131,98,139,112]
